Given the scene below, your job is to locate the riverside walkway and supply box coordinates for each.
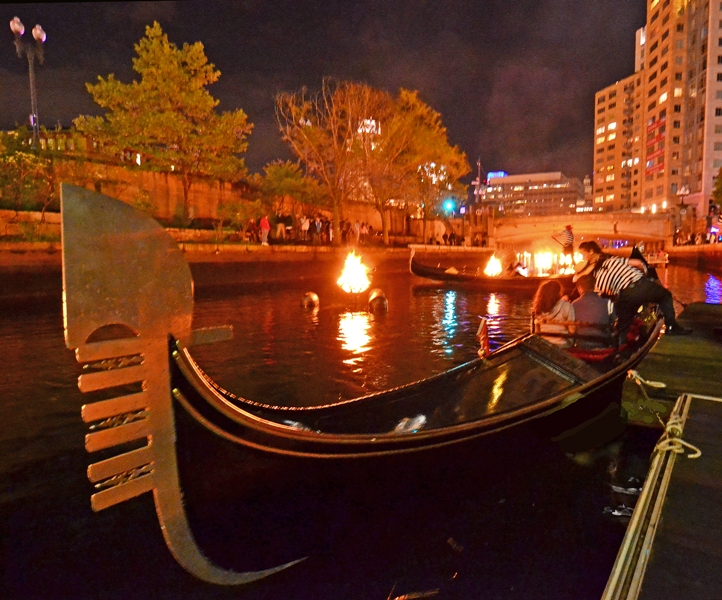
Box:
[603,303,722,599]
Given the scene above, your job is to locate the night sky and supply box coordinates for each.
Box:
[1,1,647,180]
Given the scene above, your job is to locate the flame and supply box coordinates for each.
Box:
[337,251,371,294]
[483,254,503,277]
[513,250,583,276]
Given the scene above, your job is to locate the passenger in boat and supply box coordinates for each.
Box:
[532,280,575,347]
[571,274,616,349]
[506,260,528,277]
[575,241,692,340]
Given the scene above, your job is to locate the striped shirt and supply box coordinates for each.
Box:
[593,256,643,297]
[557,229,574,247]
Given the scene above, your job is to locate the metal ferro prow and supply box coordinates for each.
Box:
[60,184,303,584]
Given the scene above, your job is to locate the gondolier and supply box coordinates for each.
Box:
[574,241,691,341]
[553,225,575,262]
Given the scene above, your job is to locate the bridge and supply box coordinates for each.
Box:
[483,212,675,248]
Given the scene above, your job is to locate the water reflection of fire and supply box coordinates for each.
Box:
[483,254,503,277]
[339,311,371,358]
[337,251,371,294]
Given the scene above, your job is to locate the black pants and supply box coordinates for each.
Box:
[616,278,675,341]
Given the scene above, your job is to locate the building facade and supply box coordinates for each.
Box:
[595,0,722,218]
[481,172,585,217]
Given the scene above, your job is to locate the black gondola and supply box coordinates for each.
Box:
[60,185,663,585]
[409,249,575,292]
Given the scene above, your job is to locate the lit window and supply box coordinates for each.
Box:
[608,132,617,140]
[659,92,668,103]
[597,136,606,144]
[596,126,605,134]
[608,122,617,130]
[606,174,615,182]
[605,194,615,202]
[674,87,683,97]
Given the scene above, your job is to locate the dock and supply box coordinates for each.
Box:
[603,302,722,599]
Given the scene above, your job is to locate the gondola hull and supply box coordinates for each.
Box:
[170,312,662,458]
[409,252,575,292]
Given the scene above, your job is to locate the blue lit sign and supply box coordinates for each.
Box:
[487,171,508,180]
[443,199,455,213]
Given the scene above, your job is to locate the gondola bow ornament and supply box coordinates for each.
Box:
[60,184,303,585]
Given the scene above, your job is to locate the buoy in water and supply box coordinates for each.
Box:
[301,291,320,309]
[368,288,388,313]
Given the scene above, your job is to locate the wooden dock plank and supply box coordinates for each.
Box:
[622,303,722,422]
[604,304,722,599]
[637,397,722,599]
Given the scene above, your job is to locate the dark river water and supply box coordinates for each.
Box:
[1,264,719,599]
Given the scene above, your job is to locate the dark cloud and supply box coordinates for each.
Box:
[1,1,646,179]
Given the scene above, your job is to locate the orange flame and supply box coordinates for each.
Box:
[337,251,371,293]
[514,251,582,276]
[483,254,503,277]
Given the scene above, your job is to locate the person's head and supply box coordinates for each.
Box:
[565,225,573,230]
[533,280,562,315]
[578,240,603,263]
[575,274,596,294]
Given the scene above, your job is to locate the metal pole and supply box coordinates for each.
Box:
[27,50,39,149]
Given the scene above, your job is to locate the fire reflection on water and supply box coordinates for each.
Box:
[338,311,371,365]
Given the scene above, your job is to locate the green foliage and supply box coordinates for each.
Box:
[217,197,263,234]
[74,22,253,222]
[0,150,52,212]
[249,160,326,212]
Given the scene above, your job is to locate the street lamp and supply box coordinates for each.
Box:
[675,185,690,244]
[10,17,46,149]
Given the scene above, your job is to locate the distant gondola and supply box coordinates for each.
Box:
[409,250,575,292]
[60,185,663,585]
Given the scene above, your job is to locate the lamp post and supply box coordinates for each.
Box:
[10,17,46,150]
[675,185,690,244]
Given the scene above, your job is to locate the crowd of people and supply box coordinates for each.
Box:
[242,213,380,246]
[532,237,692,350]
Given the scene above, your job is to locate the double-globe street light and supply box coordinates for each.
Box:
[9,17,46,149]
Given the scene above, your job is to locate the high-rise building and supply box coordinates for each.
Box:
[593,74,642,211]
[481,172,585,216]
[594,0,721,218]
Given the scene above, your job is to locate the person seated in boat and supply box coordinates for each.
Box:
[532,280,575,347]
[506,260,528,277]
[571,274,616,349]
[575,241,691,340]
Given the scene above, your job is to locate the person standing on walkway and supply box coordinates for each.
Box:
[575,241,691,341]
[260,214,271,246]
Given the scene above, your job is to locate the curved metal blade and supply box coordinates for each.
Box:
[61,183,304,585]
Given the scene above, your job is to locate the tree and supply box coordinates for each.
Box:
[277,80,469,245]
[251,160,326,214]
[276,79,378,244]
[74,22,252,223]
[355,89,470,244]
[0,132,51,213]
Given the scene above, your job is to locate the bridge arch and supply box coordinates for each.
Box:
[489,213,673,247]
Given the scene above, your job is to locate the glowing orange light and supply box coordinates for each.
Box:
[483,254,503,277]
[337,251,371,294]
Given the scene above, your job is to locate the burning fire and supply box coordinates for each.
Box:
[483,254,503,277]
[337,251,371,294]
[514,251,582,276]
